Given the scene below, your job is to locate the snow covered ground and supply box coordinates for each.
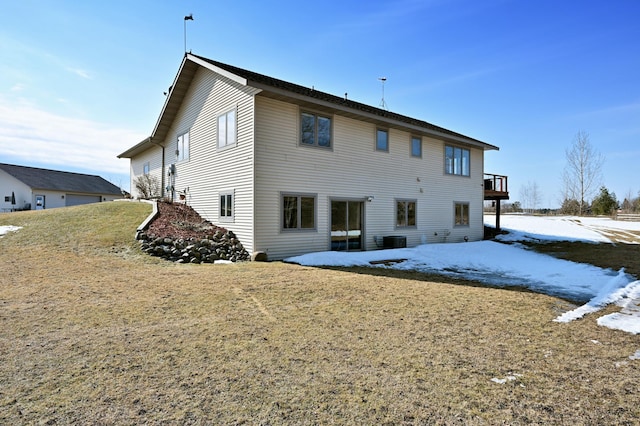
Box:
[286,215,640,335]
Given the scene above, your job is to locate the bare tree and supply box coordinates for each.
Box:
[519,181,542,213]
[561,131,604,215]
[133,174,161,199]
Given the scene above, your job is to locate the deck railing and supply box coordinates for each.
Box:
[484,174,508,193]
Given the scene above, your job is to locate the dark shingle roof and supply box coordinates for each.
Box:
[0,163,122,195]
[191,54,495,149]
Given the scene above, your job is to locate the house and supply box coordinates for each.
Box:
[0,163,123,211]
[118,53,508,260]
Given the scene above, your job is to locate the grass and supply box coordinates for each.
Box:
[0,202,638,424]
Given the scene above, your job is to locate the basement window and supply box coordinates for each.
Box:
[219,191,234,221]
[454,202,470,226]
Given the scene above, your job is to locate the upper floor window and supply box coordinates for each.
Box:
[396,199,417,228]
[376,129,389,152]
[218,109,237,149]
[177,131,189,162]
[445,145,470,176]
[143,162,150,175]
[301,112,331,148]
[411,136,422,158]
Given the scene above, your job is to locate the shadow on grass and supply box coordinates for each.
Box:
[309,264,581,302]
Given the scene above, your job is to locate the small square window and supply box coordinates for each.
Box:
[411,136,422,158]
[220,192,234,221]
[376,129,389,152]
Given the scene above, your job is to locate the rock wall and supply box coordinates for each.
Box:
[137,230,250,263]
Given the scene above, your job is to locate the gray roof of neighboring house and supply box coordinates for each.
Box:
[119,53,498,158]
[0,163,123,195]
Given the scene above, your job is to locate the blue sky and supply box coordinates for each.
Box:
[1,0,638,207]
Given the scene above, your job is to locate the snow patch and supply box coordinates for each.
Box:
[0,225,21,237]
[286,215,640,334]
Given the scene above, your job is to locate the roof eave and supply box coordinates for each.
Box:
[117,136,153,158]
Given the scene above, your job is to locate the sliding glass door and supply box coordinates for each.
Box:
[331,200,363,251]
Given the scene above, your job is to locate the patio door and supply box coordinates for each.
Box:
[331,200,363,251]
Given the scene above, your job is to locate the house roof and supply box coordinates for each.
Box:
[118,53,498,158]
[0,163,123,195]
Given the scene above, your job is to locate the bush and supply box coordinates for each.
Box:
[133,174,161,199]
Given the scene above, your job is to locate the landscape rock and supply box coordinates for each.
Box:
[138,201,250,264]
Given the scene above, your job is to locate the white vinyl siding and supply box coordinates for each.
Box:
[129,146,164,199]
[254,96,485,259]
[158,67,259,253]
[127,65,486,260]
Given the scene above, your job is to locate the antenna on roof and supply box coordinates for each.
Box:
[378,77,388,110]
[184,14,194,53]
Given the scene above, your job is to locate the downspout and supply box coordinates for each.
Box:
[150,137,166,198]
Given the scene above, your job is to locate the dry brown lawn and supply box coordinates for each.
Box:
[0,202,638,425]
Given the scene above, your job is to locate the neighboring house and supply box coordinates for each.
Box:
[0,163,123,211]
[118,53,508,260]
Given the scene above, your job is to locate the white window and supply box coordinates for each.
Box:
[220,191,234,221]
[143,162,150,175]
[218,109,237,149]
[376,129,389,152]
[177,131,189,161]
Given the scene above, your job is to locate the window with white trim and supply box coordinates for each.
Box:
[219,191,234,221]
[301,112,331,148]
[282,193,316,231]
[445,145,470,176]
[218,109,237,149]
[454,202,470,226]
[143,162,150,175]
[177,131,189,161]
[396,199,417,228]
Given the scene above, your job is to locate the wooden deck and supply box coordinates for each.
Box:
[484,174,509,201]
[484,173,509,232]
